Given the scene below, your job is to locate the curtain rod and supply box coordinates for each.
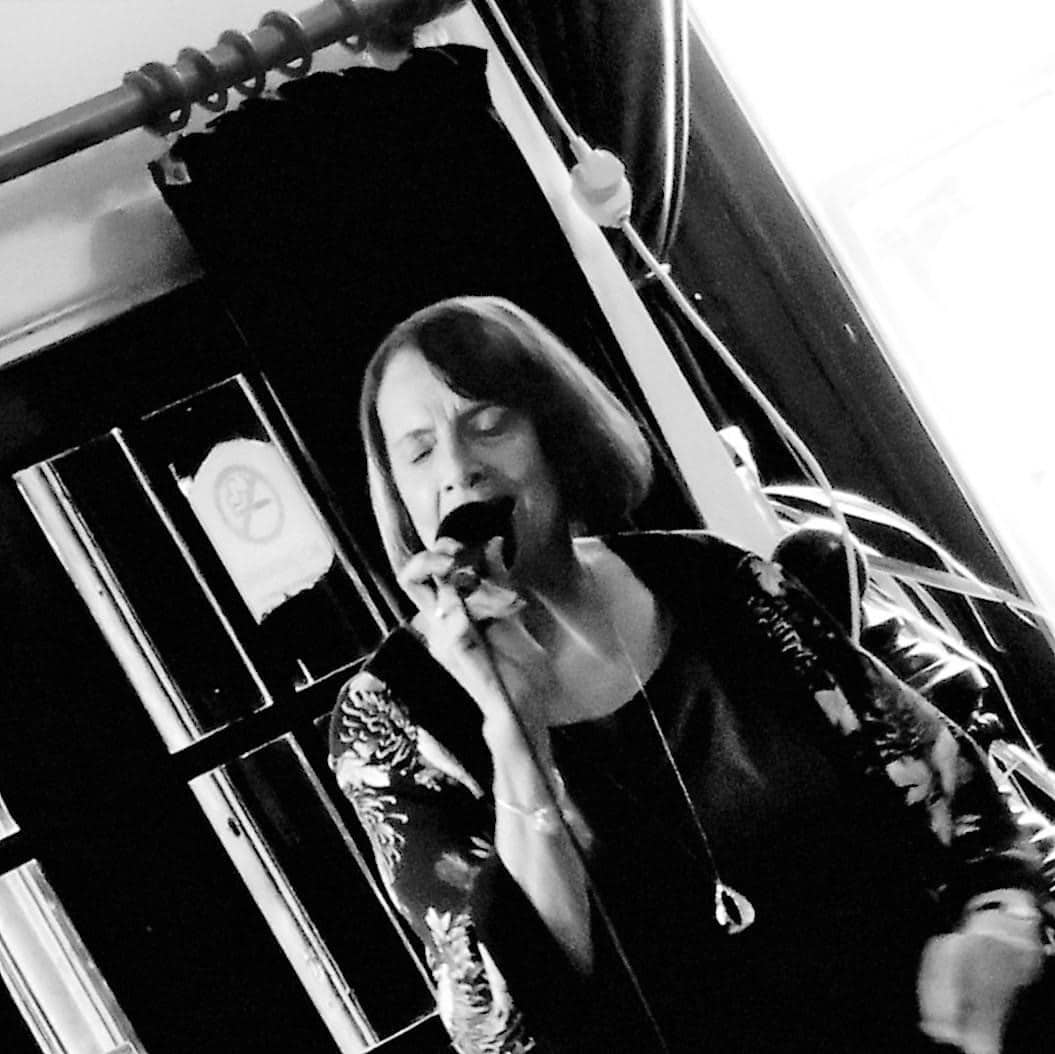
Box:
[0,0,415,185]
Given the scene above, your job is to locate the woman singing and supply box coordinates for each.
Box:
[330,295,1051,1053]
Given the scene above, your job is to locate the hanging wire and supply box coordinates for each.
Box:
[478,0,863,641]
[475,0,582,147]
[618,219,865,643]
[656,0,691,261]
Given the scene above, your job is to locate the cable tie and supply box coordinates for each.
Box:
[570,144,633,228]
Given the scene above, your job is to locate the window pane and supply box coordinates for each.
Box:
[135,376,387,690]
[691,1,1055,613]
[189,735,434,1049]
[16,374,390,749]
[16,451,268,748]
[0,861,144,1054]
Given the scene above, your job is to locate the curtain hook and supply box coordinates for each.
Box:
[123,61,192,135]
[178,47,229,113]
[259,11,314,79]
[218,29,268,98]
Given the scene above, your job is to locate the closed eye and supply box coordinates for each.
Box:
[394,434,433,466]
[467,405,513,437]
[407,442,433,465]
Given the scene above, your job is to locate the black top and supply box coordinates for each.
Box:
[329,531,1051,1053]
[545,616,934,1052]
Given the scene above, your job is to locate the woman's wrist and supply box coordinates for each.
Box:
[492,764,593,848]
[495,768,568,834]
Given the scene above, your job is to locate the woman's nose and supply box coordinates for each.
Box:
[438,437,485,493]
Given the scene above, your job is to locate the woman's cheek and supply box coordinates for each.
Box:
[394,474,437,547]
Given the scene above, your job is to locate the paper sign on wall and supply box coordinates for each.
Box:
[183,439,334,621]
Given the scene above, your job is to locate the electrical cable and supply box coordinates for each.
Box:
[617,216,864,642]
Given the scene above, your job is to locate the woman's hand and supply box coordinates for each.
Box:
[918,892,1046,1053]
[398,539,555,745]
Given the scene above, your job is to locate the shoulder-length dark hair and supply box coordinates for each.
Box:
[361,295,653,571]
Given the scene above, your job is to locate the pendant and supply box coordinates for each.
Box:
[714,881,756,935]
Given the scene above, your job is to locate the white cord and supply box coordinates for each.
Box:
[479,0,863,640]
[618,218,864,642]
[477,0,580,148]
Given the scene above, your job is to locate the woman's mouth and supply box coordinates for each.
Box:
[436,496,517,568]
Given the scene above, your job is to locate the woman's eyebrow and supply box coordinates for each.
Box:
[459,399,505,418]
[390,425,434,449]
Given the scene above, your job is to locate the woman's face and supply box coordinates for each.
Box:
[375,347,566,573]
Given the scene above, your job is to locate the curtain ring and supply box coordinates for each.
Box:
[178,47,229,113]
[218,29,268,98]
[259,11,314,79]
[331,0,367,52]
[123,61,192,135]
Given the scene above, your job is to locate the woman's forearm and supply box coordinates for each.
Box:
[484,715,594,972]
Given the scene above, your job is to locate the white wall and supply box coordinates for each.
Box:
[0,1,366,362]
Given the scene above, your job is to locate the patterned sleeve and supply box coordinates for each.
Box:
[329,669,537,1054]
[734,553,1055,913]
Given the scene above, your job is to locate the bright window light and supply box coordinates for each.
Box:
[0,861,145,1054]
[690,2,1055,614]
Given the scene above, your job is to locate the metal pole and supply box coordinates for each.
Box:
[0,0,411,185]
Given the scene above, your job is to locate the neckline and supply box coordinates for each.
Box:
[542,541,676,728]
[549,613,682,732]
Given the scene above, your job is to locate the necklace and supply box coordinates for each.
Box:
[605,587,757,936]
[526,554,756,935]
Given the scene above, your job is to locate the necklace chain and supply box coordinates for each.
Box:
[606,597,757,935]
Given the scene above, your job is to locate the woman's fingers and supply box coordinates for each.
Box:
[399,543,552,729]
[481,535,511,584]
[397,548,457,611]
[429,585,481,652]
[426,593,526,722]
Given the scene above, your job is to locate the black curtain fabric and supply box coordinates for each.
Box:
[152,43,695,563]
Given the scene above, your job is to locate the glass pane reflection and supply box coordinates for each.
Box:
[0,861,145,1054]
[17,450,268,747]
[190,735,433,1046]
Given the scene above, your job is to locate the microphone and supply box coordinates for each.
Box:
[435,496,516,598]
[772,521,868,633]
